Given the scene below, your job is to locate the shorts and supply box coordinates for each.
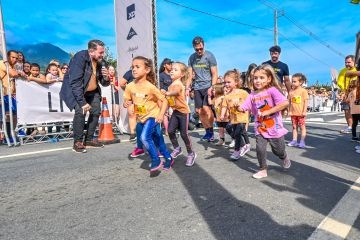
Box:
[291,116,306,127]
[216,121,228,128]
[3,95,17,113]
[194,88,210,109]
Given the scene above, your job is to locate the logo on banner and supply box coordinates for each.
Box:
[127,27,137,40]
[128,46,138,53]
[127,4,135,20]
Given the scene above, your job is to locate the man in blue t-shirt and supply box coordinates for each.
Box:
[186,36,218,141]
[263,45,291,92]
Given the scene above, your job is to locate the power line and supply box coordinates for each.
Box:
[162,0,333,67]
[162,0,272,32]
[258,0,345,58]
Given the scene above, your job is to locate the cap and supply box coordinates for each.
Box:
[162,58,173,64]
[269,45,281,53]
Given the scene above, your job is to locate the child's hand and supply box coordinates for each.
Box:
[123,100,133,108]
[160,89,166,95]
[156,115,164,123]
[258,110,270,117]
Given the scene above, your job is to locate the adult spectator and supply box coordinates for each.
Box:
[186,36,218,141]
[263,45,291,92]
[60,39,110,153]
[59,63,69,81]
[23,61,31,76]
[337,55,358,133]
[119,68,137,141]
[159,58,173,135]
[0,50,21,142]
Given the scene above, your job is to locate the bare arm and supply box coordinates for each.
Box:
[28,74,46,84]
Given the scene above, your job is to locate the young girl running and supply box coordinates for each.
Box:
[209,83,229,146]
[123,56,173,174]
[162,62,197,167]
[238,64,291,179]
[287,73,309,148]
[220,69,250,160]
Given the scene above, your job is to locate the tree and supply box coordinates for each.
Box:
[104,47,117,68]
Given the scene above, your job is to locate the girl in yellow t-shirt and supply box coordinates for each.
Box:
[123,56,172,174]
[162,62,196,167]
[220,69,250,160]
[287,73,309,148]
[210,83,229,146]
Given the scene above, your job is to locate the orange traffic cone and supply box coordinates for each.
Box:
[98,97,120,144]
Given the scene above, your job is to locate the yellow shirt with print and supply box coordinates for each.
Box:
[222,89,249,124]
[213,95,229,122]
[123,80,165,123]
[288,87,309,116]
[167,80,190,114]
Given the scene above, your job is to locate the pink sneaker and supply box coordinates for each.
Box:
[252,169,268,179]
[130,147,145,158]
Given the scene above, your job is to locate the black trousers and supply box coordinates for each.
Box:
[73,90,101,143]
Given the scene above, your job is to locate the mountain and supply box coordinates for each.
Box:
[7,42,71,71]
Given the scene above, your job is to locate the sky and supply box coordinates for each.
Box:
[1,0,359,85]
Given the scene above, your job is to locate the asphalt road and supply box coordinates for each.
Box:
[0,112,359,240]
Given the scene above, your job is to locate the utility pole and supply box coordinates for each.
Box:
[274,9,278,46]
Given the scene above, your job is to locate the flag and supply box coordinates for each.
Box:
[114,0,156,76]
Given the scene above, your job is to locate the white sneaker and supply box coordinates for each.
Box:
[355,145,360,150]
[240,144,250,156]
[228,139,235,148]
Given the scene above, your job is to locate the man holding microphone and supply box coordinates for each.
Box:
[60,39,110,153]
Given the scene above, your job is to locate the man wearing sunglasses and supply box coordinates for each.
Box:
[186,36,218,142]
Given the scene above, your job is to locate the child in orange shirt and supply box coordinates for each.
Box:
[210,83,229,146]
[220,69,250,160]
[162,62,196,167]
[287,73,309,148]
[123,56,172,174]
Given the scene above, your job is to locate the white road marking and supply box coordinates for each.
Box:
[308,177,360,240]
[0,147,71,160]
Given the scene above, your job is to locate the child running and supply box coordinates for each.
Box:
[347,79,360,145]
[210,83,229,146]
[238,64,291,179]
[287,73,309,148]
[162,62,197,167]
[123,56,173,174]
[220,69,250,160]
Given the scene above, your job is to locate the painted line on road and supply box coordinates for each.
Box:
[0,147,71,160]
[308,177,360,240]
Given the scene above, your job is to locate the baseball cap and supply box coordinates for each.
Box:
[163,58,173,64]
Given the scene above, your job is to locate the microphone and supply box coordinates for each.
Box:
[100,60,109,81]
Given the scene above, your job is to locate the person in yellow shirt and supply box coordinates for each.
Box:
[123,56,172,174]
[220,69,250,160]
[287,73,309,148]
[162,62,196,167]
[337,55,357,133]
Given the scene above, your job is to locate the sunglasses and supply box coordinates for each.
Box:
[195,47,203,52]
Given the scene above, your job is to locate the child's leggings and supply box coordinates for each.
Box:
[168,110,193,154]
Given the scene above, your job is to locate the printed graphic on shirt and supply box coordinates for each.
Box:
[291,96,301,104]
[257,100,275,134]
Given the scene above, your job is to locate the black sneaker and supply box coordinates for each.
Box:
[129,134,137,142]
[85,139,104,148]
[73,141,87,153]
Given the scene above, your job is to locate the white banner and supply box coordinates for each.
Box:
[16,80,74,124]
[114,0,155,133]
[114,0,154,76]
[16,80,113,125]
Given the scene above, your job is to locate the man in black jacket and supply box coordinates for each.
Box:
[60,39,110,153]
